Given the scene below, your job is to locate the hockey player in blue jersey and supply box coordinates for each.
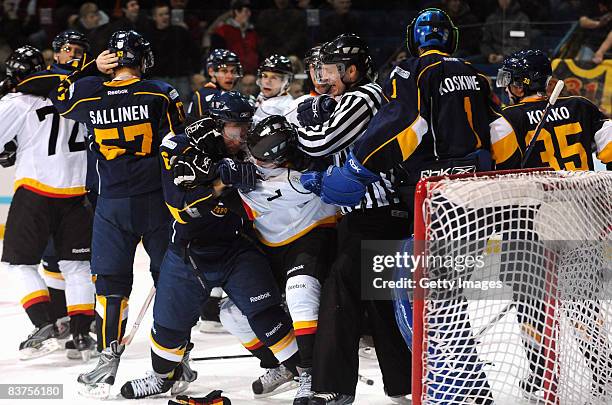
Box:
[49,29,186,398]
[119,92,302,400]
[188,49,243,117]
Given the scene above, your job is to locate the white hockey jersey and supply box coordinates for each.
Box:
[0,92,87,197]
[253,93,295,124]
[239,165,338,246]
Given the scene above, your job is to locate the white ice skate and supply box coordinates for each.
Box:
[252,364,298,398]
[77,340,124,399]
[19,323,61,360]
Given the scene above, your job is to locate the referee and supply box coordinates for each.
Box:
[295,33,411,404]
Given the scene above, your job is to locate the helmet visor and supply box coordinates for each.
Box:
[314,63,346,85]
[496,69,512,88]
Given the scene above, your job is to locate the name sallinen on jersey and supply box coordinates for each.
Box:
[526,106,571,125]
[89,105,150,125]
[439,75,481,95]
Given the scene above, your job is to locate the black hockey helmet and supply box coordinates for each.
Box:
[5,45,45,83]
[108,30,154,73]
[205,48,243,77]
[257,54,293,77]
[319,33,376,82]
[52,30,90,53]
[407,8,458,56]
[209,91,254,123]
[303,45,322,70]
[247,115,295,165]
[497,49,552,93]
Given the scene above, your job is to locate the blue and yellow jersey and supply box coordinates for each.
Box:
[159,133,244,246]
[492,95,612,171]
[353,50,499,174]
[188,82,220,117]
[51,62,186,198]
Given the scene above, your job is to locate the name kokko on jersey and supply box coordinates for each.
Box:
[491,95,612,170]
[0,92,87,196]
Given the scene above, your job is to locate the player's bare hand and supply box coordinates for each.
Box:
[96,50,119,74]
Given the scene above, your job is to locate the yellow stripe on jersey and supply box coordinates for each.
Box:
[598,141,612,163]
[195,90,203,116]
[42,269,65,280]
[269,330,296,354]
[165,194,214,224]
[20,289,50,306]
[103,78,140,87]
[490,116,521,164]
[256,215,336,247]
[150,333,186,362]
[362,115,428,165]
[59,97,102,116]
[17,73,67,87]
[14,178,86,196]
[464,97,482,148]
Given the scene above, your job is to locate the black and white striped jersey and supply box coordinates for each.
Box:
[296,82,399,213]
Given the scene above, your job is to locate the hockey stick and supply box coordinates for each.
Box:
[474,302,516,340]
[121,285,156,346]
[520,80,565,168]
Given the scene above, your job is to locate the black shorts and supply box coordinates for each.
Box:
[2,187,93,265]
[262,227,337,288]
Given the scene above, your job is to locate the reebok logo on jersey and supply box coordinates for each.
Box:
[420,165,475,178]
[107,89,128,95]
[287,264,304,275]
[349,159,361,173]
[287,283,307,291]
[265,322,283,337]
[250,291,271,303]
[72,248,90,254]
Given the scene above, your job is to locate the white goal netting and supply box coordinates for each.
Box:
[413,170,612,405]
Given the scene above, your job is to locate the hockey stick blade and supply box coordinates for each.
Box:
[121,285,156,346]
[521,80,565,168]
[192,354,254,361]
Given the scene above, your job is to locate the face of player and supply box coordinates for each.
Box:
[316,63,348,96]
[258,71,286,98]
[222,122,250,154]
[309,64,331,95]
[506,84,525,104]
[54,43,85,64]
[211,66,239,91]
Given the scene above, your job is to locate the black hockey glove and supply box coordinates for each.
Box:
[184,116,225,156]
[172,150,218,188]
[0,139,18,168]
[297,95,337,127]
[168,390,231,404]
[217,158,257,193]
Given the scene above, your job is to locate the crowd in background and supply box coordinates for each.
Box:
[0,0,610,104]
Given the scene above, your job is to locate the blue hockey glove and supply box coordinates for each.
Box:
[318,152,381,206]
[300,171,323,196]
[217,158,257,193]
[297,95,337,127]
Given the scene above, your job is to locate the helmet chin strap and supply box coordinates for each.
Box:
[506,86,523,105]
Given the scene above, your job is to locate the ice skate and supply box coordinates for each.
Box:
[171,342,198,395]
[294,367,313,405]
[19,323,61,360]
[389,395,412,404]
[121,369,181,399]
[55,316,71,342]
[252,364,297,398]
[77,340,124,399]
[66,334,98,361]
[309,392,355,405]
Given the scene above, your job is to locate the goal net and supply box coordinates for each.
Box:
[412,169,612,405]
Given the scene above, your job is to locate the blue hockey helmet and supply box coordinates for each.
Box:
[52,30,90,53]
[108,30,154,73]
[496,49,552,93]
[209,91,254,123]
[5,45,45,83]
[407,8,458,56]
[205,49,243,77]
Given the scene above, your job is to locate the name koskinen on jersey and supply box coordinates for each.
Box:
[439,75,481,95]
[526,106,571,125]
[89,105,150,125]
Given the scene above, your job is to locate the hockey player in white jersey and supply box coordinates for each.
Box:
[218,115,337,404]
[253,54,295,124]
[0,46,95,361]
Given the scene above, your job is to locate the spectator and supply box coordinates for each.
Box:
[317,0,363,43]
[146,2,200,105]
[73,3,109,56]
[377,46,408,86]
[577,0,611,62]
[443,0,481,57]
[238,73,258,96]
[211,0,259,74]
[256,0,307,58]
[169,0,205,46]
[108,0,149,33]
[481,0,530,64]
[593,30,612,63]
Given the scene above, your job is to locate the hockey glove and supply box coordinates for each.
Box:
[172,150,217,188]
[297,95,337,127]
[168,390,231,405]
[217,158,258,193]
[300,171,323,196]
[184,116,225,156]
[0,139,17,168]
[318,152,381,207]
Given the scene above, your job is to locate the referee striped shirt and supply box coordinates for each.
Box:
[296,82,399,213]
